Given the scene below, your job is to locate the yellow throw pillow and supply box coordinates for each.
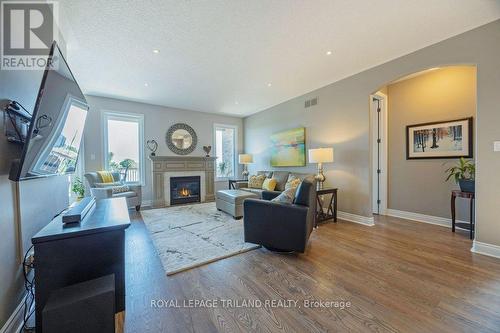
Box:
[248,174,266,189]
[262,178,277,191]
[97,170,114,183]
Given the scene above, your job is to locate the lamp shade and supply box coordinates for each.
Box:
[308,148,334,164]
[238,154,253,164]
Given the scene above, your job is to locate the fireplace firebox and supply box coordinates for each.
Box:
[170,176,201,205]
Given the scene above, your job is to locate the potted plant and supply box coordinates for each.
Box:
[445,157,475,192]
[218,161,228,177]
[71,177,85,200]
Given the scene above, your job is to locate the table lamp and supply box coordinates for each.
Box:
[308,148,334,189]
[238,154,253,180]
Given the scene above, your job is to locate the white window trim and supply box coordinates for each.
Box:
[213,123,238,181]
[102,110,145,185]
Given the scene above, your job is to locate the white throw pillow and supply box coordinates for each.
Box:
[95,181,122,188]
[271,187,297,204]
[112,185,130,194]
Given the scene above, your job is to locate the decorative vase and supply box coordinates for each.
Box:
[458,179,475,193]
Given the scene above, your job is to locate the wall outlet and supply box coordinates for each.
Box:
[494,141,500,152]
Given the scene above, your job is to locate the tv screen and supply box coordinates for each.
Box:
[10,42,88,181]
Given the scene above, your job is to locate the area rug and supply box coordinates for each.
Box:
[140,202,260,275]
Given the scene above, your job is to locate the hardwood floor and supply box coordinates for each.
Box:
[122,212,500,333]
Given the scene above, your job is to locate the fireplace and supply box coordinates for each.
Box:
[170,176,201,205]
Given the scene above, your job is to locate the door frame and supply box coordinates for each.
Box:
[371,92,388,215]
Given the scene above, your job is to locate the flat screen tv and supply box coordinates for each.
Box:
[10,41,89,181]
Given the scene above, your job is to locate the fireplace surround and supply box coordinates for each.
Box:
[150,156,216,208]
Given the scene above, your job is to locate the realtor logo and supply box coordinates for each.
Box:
[1,1,59,70]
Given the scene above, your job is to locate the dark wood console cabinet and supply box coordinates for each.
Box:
[32,197,130,332]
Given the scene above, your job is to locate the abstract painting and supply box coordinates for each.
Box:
[406,117,472,159]
[270,127,306,166]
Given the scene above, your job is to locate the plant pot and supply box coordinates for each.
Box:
[458,179,475,193]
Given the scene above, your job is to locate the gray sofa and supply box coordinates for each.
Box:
[234,170,315,198]
[84,171,142,211]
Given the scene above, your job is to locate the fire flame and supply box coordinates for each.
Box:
[179,188,190,197]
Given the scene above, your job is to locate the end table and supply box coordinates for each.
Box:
[451,190,475,239]
[315,188,338,227]
[228,179,247,190]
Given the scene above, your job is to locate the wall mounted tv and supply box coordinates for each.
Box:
[9,41,89,181]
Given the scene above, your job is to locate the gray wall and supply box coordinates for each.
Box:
[244,20,500,248]
[387,66,476,219]
[0,69,69,327]
[83,96,244,204]
[0,67,42,328]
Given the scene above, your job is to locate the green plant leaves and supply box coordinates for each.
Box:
[444,158,475,183]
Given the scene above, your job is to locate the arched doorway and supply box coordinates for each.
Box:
[370,65,477,240]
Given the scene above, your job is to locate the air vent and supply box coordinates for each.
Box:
[304,97,318,108]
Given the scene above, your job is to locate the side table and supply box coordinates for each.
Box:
[451,190,475,239]
[228,179,247,190]
[315,188,338,227]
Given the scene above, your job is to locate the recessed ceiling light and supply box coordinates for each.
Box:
[144,83,149,87]
[267,83,272,87]
[235,101,239,105]
[326,51,332,55]
[153,49,160,54]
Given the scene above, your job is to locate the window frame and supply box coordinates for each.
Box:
[213,123,238,181]
[102,110,145,185]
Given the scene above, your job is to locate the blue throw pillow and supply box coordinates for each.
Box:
[271,187,297,204]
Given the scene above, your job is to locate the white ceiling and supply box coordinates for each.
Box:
[59,0,500,117]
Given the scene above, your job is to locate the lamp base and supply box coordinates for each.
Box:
[315,165,326,190]
[242,166,249,180]
[316,180,326,190]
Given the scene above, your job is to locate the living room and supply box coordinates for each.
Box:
[1,1,500,333]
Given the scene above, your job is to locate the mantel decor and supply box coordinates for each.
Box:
[406,117,473,159]
[166,123,197,155]
[203,145,212,157]
[146,139,158,156]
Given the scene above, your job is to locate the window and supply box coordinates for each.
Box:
[69,139,85,201]
[103,111,144,184]
[214,124,237,179]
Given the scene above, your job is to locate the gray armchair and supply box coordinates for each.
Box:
[243,179,317,253]
[84,171,142,211]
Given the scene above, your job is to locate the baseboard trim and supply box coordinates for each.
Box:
[0,297,25,333]
[338,211,374,226]
[386,209,469,228]
[471,241,500,259]
[141,200,152,207]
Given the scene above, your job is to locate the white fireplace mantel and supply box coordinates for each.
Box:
[150,156,216,208]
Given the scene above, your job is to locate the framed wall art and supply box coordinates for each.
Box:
[406,117,472,159]
[270,127,306,167]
